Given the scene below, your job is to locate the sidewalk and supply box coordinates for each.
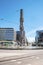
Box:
[0,49,29,62]
[0,53,28,62]
[0,50,43,62]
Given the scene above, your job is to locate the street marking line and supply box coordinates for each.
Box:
[27,64,31,65]
[36,57,40,59]
[17,61,22,64]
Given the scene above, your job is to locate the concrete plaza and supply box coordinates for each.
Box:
[0,49,43,65]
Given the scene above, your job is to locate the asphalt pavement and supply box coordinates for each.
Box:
[0,54,43,65]
[0,50,43,65]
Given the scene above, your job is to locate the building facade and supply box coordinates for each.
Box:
[35,30,43,46]
[16,31,26,46]
[0,28,16,41]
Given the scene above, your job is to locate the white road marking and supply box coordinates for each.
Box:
[27,64,31,65]
[36,57,39,59]
[18,59,22,60]
[17,61,22,64]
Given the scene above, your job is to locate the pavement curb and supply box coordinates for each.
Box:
[0,48,43,50]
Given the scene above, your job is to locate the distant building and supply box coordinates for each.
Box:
[16,31,21,41]
[0,28,16,43]
[16,31,26,46]
[35,30,43,46]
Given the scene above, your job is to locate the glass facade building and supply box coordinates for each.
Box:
[16,31,26,46]
[35,30,43,45]
[0,28,16,41]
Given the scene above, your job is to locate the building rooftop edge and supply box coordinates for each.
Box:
[0,28,14,29]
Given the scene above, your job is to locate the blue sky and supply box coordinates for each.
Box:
[0,0,43,42]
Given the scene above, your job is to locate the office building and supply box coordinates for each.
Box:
[0,28,16,42]
[35,30,43,46]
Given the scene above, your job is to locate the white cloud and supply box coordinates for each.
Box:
[27,37,35,43]
[26,26,43,42]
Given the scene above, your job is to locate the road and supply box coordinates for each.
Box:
[0,50,43,65]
